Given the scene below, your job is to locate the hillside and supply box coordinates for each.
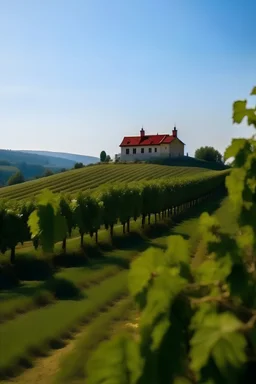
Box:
[0,163,221,201]
[148,155,228,170]
[22,150,99,165]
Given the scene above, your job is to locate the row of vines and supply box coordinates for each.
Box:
[0,164,207,201]
[0,171,228,263]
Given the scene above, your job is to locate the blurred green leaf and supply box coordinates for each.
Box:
[86,334,143,384]
[233,100,247,124]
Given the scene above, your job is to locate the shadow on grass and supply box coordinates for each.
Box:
[169,195,224,231]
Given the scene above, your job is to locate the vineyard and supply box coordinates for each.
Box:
[0,163,213,201]
[0,170,228,265]
[0,87,254,384]
[0,179,229,383]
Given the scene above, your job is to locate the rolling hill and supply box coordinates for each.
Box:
[0,149,76,168]
[21,150,99,165]
[0,163,222,201]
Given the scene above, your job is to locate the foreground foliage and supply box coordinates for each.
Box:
[86,87,256,384]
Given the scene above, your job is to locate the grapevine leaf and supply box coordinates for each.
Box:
[195,256,232,285]
[128,247,165,298]
[165,235,189,265]
[212,332,246,374]
[190,303,216,330]
[236,225,254,249]
[37,189,58,209]
[198,212,220,243]
[28,210,40,238]
[38,204,55,253]
[140,272,186,328]
[250,86,256,95]
[225,169,246,210]
[190,313,246,375]
[224,139,247,162]
[151,316,170,351]
[86,334,143,384]
[247,108,256,126]
[232,100,247,124]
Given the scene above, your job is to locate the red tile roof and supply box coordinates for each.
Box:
[120,134,184,147]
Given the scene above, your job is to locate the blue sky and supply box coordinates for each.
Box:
[0,0,255,158]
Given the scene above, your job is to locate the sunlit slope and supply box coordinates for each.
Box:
[0,163,215,201]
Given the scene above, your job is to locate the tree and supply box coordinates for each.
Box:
[7,171,24,186]
[28,189,67,254]
[58,194,75,253]
[105,155,111,163]
[0,205,24,263]
[195,146,222,162]
[73,192,101,247]
[43,168,53,177]
[100,151,107,162]
[74,162,84,169]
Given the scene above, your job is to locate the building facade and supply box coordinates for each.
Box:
[119,127,185,161]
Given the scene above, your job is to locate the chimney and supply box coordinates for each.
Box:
[140,127,145,137]
[172,126,177,138]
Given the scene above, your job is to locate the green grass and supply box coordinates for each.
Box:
[0,272,128,379]
[55,297,134,384]
[0,163,216,200]
[0,289,55,323]
[0,248,136,323]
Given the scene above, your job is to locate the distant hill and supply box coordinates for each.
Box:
[0,149,75,168]
[0,149,78,185]
[21,150,99,165]
[0,149,99,186]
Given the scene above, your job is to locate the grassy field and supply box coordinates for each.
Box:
[0,163,217,200]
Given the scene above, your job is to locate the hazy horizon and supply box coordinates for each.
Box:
[0,0,255,158]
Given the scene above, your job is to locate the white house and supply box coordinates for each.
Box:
[119,126,185,161]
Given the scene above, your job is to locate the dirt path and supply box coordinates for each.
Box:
[0,329,84,384]
[0,300,137,384]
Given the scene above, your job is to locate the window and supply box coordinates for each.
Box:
[141,148,144,154]
[154,147,157,153]
[133,148,136,154]
[149,148,152,153]
[126,148,129,155]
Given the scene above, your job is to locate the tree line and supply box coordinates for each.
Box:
[0,170,228,264]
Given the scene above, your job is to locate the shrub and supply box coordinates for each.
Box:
[45,277,81,299]
[33,290,55,307]
[7,171,24,186]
